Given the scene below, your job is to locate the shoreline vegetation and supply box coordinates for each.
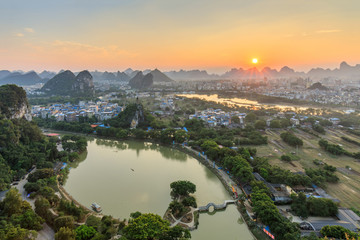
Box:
[49,129,267,240]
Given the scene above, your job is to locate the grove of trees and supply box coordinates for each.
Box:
[280,132,303,147]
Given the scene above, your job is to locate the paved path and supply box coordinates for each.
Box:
[170,207,197,229]
[0,169,55,240]
[184,146,242,196]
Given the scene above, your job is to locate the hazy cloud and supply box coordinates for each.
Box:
[15,33,24,37]
[316,29,341,34]
[51,40,137,57]
[24,28,35,33]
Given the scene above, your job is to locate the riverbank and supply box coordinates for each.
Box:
[175,144,268,240]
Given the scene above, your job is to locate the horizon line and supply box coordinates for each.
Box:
[2,60,358,75]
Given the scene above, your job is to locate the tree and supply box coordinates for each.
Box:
[291,192,309,218]
[312,124,325,134]
[301,232,319,240]
[319,119,332,127]
[28,168,54,182]
[182,196,197,208]
[39,186,55,200]
[280,132,303,147]
[320,225,358,239]
[169,201,185,218]
[270,120,281,128]
[231,116,240,124]
[75,225,97,240]
[281,155,292,162]
[280,118,291,128]
[35,197,51,217]
[55,227,76,240]
[174,130,188,143]
[132,129,146,139]
[2,188,23,217]
[12,209,45,231]
[130,211,142,219]
[307,197,338,217]
[254,120,266,130]
[251,181,271,196]
[245,112,257,123]
[0,155,12,191]
[85,215,101,231]
[159,128,176,143]
[163,225,191,240]
[116,129,128,139]
[170,180,196,197]
[184,119,204,131]
[123,213,170,240]
[251,188,301,240]
[54,216,75,231]
[0,225,33,240]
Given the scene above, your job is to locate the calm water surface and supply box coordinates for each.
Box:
[64,139,254,240]
[177,93,313,111]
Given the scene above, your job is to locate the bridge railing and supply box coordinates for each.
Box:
[197,200,237,212]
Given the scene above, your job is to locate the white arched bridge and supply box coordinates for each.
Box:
[197,200,238,212]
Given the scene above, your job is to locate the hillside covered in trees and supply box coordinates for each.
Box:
[0,84,29,119]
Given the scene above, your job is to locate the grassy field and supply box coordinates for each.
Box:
[251,127,360,209]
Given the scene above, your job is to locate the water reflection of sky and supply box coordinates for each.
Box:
[65,139,253,240]
[177,94,318,112]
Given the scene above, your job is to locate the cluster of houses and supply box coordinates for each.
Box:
[187,108,345,129]
[241,172,360,237]
[32,101,124,122]
[258,83,360,107]
[189,108,247,127]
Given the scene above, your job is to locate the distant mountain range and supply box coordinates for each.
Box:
[1,62,360,86]
[164,62,360,81]
[0,71,45,86]
[90,71,131,82]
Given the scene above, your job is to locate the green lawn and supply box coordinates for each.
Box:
[250,127,360,209]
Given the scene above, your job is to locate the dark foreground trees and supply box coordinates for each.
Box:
[0,188,43,239]
[122,213,191,240]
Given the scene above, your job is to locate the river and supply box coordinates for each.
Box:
[177,93,316,112]
[64,138,254,239]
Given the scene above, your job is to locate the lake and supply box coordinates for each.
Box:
[64,138,254,239]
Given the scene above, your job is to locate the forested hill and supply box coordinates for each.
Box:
[0,84,29,119]
[41,70,95,96]
[0,85,59,190]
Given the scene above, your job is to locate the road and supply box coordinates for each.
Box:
[0,169,55,240]
[184,146,242,196]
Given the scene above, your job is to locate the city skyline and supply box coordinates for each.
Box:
[1,0,360,73]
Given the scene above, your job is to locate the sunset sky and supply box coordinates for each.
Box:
[1,0,360,73]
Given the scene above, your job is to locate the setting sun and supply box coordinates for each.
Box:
[252,58,258,64]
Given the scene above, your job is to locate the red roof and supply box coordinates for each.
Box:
[45,133,60,137]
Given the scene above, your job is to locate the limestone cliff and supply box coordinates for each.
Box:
[128,72,154,89]
[0,84,31,120]
[73,70,95,95]
[41,70,94,96]
[128,69,173,89]
[130,104,145,129]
